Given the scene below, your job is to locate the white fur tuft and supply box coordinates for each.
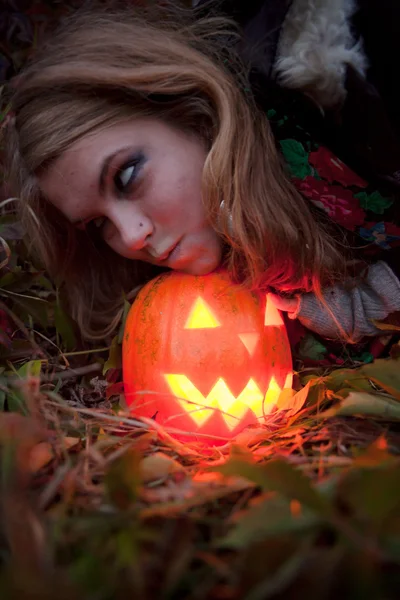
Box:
[274,0,367,109]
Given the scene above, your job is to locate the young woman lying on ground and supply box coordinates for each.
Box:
[5,0,400,365]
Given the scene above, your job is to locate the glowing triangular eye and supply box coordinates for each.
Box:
[184,297,221,329]
[264,294,284,326]
[238,333,259,356]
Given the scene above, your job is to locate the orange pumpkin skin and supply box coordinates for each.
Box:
[123,270,292,445]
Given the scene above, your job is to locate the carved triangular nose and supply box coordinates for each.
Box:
[184,297,221,329]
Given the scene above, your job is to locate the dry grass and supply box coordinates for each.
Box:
[0,315,400,599]
[1,3,400,596]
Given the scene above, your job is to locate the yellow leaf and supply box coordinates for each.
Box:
[278,382,310,416]
[233,428,270,447]
[372,320,400,332]
[139,452,185,483]
[276,388,295,408]
[28,437,80,473]
[320,392,400,420]
[28,442,53,473]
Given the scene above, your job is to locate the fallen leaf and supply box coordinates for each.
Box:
[361,359,400,400]
[192,471,223,483]
[278,427,306,439]
[216,457,331,515]
[0,413,44,443]
[28,442,53,473]
[54,303,77,350]
[253,446,275,458]
[320,392,400,420]
[140,476,251,517]
[106,382,124,400]
[276,387,295,408]
[105,448,141,509]
[278,382,310,416]
[325,368,373,393]
[233,427,270,447]
[28,437,80,473]
[103,335,122,375]
[353,436,396,468]
[390,342,400,359]
[139,452,185,483]
[340,463,400,525]
[372,320,400,332]
[217,496,321,549]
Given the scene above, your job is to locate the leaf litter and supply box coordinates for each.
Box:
[2,5,400,597]
[1,232,400,600]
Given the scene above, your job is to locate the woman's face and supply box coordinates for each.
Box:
[39,118,223,275]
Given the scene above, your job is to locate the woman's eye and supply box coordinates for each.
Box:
[83,216,106,234]
[114,160,139,193]
[119,165,135,187]
[93,216,106,229]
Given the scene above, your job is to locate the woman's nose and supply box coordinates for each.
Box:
[107,204,153,250]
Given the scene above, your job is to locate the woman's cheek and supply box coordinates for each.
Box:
[102,223,122,254]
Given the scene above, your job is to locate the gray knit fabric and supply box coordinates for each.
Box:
[288,262,400,341]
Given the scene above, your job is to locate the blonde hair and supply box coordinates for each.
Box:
[5,2,347,340]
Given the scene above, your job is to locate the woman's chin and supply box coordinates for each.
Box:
[177,254,221,277]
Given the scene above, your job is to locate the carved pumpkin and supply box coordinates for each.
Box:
[123,270,292,445]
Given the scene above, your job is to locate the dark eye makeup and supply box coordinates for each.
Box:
[80,152,145,233]
[113,152,145,195]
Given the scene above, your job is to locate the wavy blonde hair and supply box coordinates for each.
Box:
[5,1,347,340]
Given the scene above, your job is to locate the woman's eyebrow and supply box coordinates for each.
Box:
[99,145,132,196]
[99,149,122,196]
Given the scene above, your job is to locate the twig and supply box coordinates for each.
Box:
[41,362,102,382]
[3,362,102,386]
[0,299,46,358]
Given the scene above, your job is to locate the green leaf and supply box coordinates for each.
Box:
[325,368,373,393]
[218,497,322,549]
[103,336,122,375]
[6,294,49,328]
[242,541,313,600]
[104,448,141,510]
[280,139,312,179]
[320,392,400,420]
[0,271,44,293]
[355,191,393,214]
[17,360,42,378]
[216,458,331,516]
[340,464,400,526]
[118,299,131,344]
[361,359,400,399]
[0,389,6,411]
[298,335,327,361]
[353,437,396,467]
[54,303,77,350]
[5,388,29,415]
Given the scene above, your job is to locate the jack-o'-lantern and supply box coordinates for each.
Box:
[123,270,292,445]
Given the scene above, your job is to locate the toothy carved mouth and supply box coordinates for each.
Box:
[164,375,281,430]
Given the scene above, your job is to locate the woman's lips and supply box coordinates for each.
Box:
[157,241,180,263]
[165,240,182,264]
